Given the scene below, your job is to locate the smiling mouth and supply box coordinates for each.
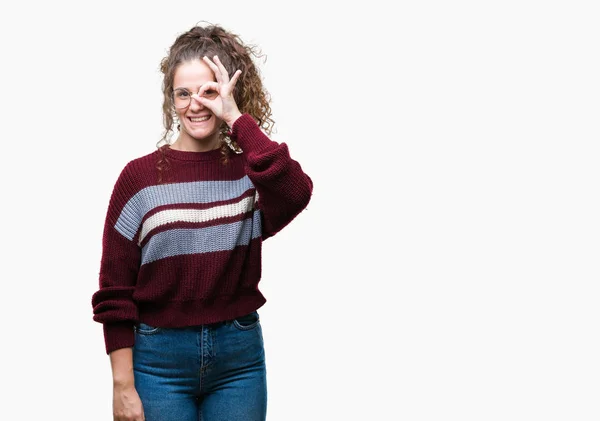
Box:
[189,116,211,123]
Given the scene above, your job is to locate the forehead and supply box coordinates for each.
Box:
[173,59,215,88]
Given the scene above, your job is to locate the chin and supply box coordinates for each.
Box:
[185,125,219,141]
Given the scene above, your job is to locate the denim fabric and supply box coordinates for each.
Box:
[133,311,267,421]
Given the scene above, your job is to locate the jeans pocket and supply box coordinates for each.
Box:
[134,322,162,335]
[232,311,260,331]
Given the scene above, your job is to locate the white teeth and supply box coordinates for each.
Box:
[190,116,210,122]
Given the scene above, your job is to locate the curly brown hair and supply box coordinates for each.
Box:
[155,22,275,182]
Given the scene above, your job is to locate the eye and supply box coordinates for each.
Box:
[203,89,218,98]
[175,90,190,98]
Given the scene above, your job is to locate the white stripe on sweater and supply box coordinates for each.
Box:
[138,195,256,245]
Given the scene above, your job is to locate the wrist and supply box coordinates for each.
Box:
[109,347,134,388]
[225,111,243,129]
[113,375,135,389]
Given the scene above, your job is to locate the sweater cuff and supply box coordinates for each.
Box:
[230,114,275,153]
[104,322,135,355]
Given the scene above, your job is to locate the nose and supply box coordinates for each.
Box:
[189,94,204,111]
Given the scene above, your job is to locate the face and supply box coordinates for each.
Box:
[172,59,223,146]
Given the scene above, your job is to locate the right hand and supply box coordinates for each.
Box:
[113,384,145,421]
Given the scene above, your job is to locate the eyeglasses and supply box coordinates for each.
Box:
[172,87,219,109]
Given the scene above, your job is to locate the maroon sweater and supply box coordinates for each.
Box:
[91,114,313,354]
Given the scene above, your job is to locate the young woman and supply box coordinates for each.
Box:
[91,23,313,421]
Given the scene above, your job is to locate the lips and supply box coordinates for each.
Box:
[188,115,211,123]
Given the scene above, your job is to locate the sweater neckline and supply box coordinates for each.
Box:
[161,144,223,162]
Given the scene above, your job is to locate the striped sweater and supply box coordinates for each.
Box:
[91,113,313,354]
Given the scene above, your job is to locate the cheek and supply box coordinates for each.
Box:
[175,109,186,122]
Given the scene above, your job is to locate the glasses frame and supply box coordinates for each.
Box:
[172,87,218,109]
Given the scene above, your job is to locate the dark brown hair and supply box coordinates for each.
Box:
[155,22,275,182]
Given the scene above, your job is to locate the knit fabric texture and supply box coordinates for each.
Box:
[91,114,313,354]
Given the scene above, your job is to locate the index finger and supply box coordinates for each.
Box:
[202,56,223,83]
[212,55,231,83]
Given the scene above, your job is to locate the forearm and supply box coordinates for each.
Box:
[92,163,142,353]
[229,114,313,238]
[110,347,135,387]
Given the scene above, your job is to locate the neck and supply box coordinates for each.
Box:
[171,132,221,152]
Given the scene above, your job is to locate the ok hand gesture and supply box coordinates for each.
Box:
[194,55,243,128]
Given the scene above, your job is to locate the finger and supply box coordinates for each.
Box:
[202,56,222,83]
[191,95,212,110]
[229,69,242,89]
[197,81,219,97]
[212,55,230,83]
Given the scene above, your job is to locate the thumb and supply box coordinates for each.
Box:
[194,95,213,109]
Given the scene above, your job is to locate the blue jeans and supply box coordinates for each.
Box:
[132,311,267,421]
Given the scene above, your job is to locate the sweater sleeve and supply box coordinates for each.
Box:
[231,114,313,240]
[91,163,142,354]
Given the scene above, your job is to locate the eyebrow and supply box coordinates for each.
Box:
[174,79,217,91]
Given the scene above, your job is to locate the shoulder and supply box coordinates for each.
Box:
[112,149,161,193]
[121,148,163,178]
[125,148,161,171]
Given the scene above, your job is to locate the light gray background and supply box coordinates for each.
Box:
[1,0,598,420]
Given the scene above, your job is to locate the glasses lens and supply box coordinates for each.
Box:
[173,89,191,108]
